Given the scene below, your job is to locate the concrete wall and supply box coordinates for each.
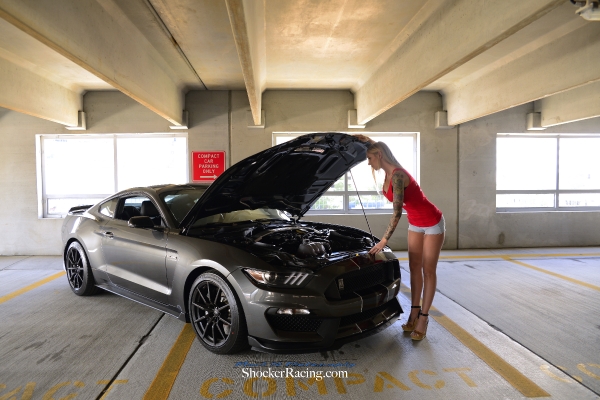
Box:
[0,91,230,255]
[5,88,598,255]
[0,107,64,255]
[459,103,600,248]
[0,89,456,255]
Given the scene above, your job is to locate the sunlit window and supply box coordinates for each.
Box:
[496,134,600,211]
[38,134,188,217]
[273,133,418,214]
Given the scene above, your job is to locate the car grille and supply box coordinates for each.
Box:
[266,314,323,332]
[341,263,388,292]
[326,260,399,300]
[340,302,392,327]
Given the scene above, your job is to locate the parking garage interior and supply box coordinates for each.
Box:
[1,1,600,399]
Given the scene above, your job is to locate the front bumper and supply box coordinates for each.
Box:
[230,251,403,353]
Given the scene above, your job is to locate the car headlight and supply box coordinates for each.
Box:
[243,268,312,288]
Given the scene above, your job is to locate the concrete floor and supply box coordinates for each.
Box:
[0,248,599,399]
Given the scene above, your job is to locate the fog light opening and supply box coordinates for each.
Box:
[277,308,311,315]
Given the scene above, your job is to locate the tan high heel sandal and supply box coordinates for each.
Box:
[410,312,429,341]
[401,306,421,332]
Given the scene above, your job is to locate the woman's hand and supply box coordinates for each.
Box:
[368,238,388,254]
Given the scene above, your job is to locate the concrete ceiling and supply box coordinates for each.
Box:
[0,0,599,129]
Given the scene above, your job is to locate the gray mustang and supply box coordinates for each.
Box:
[62,133,402,354]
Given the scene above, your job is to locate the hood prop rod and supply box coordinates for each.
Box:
[349,169,376,245]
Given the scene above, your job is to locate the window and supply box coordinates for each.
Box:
[496,134,600,211]
[37,134,188,218]
[273,133,418,214]
[159,187,207,223]
[99,198,119,218]
[120,196,163,226]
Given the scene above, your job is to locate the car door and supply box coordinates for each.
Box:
[100,195,170,304]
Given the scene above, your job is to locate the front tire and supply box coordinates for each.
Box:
[65,241,98,296]
[188,272,249,354]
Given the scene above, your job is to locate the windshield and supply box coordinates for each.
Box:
[192,208,291,227]
[160,188,207,223]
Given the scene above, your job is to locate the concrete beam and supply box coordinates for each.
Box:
[0,56,80,126]
[225,0,265,126]
[526,112,546,131]
[354,0,564,125]
[538,81,600,127]
[445,21,600,126]
[0,0,186,125]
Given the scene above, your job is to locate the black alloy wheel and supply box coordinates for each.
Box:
[65,241,98,296]
[189,272,248,354]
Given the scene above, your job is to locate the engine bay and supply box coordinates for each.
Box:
[188,220,376,268]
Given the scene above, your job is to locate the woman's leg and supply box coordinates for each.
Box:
[413,232,445,333]
[407,230,425,324]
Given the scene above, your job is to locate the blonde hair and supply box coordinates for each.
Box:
[353,134,404,184]
[367,141,403,186]
[368,142,402,167]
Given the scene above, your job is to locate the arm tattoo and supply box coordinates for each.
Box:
[383,171,404,240]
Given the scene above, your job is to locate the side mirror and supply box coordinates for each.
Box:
[128,216,155,229]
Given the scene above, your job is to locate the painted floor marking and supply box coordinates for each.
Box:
[500,256,600,292]
[143,323,196,400]
[139,251,595,398]
[399,286,550,398]
[399,251,600,292]
[432,309,550,397]
[0,271,65,305]
[398,251,600,261]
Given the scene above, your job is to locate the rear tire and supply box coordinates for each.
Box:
[188,272,249,354]
[65,241,98,296]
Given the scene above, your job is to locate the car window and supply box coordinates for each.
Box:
[192,208,291,227]
[116,196,163,226]
[159,188,206,223]
[98,198,119,218]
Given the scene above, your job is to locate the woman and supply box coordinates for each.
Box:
[358,136,444,341]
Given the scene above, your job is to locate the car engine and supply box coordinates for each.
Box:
[190,221,376,268]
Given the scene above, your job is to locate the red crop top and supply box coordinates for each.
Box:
[382,168,442,227]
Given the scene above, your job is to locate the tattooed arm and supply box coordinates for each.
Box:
[368,170,405,254]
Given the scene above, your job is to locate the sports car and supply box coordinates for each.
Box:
[61,132,403,354]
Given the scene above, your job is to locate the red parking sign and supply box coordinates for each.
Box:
[192,151,225,182]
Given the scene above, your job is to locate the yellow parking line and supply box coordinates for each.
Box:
[144,323,196,400]
[398,251,600,261]
[501,256,600,292]
[399,252,600,292]
[0,271,65,305]
[399,286,549,397]
[433,310,550,397]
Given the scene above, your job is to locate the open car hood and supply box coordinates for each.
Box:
[181,133,369,228]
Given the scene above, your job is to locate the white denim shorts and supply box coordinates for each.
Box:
[408,215,445,235]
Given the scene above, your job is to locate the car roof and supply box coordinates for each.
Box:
[150,183,211,194]
[107,183,209,200]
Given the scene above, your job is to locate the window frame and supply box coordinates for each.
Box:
[117,194,166,227]
[496,133,600,212]
[36,133,189,218]
[98,197,119,218]
[272,132,419,215]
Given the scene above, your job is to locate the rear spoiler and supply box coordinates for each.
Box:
[67,205,93,215]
